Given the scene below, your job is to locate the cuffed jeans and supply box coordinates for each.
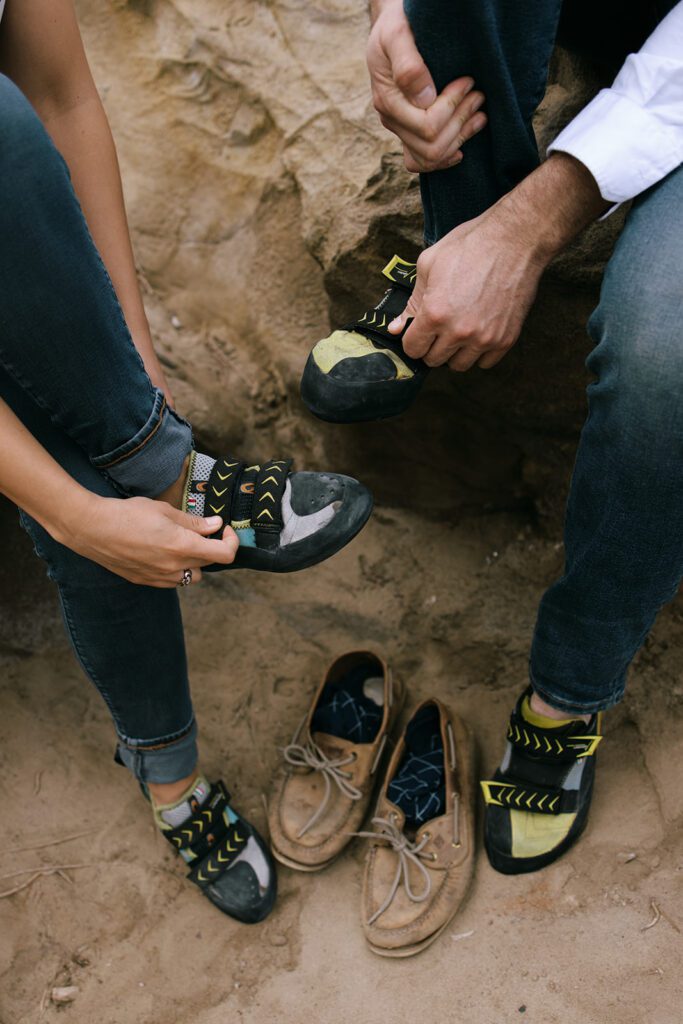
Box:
[404,0,683,713]
[0,73,197,781]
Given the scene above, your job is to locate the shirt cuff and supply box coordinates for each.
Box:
[547,88,683,207]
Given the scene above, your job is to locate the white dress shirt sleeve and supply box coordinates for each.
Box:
[547,2,683,205]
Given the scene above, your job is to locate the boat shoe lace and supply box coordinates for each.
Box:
[355,793,461,925]
[282,728,366,838]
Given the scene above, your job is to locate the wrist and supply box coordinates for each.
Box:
[49,487,105,549]
[496,153,609,266]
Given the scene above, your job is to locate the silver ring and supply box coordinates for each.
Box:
[178,568,193,587]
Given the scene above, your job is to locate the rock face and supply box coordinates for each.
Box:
[1,0,627,635]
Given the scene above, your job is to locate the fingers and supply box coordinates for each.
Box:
[400,312,438,360]
[166,508,224,534]
[171,567,204,587]
[163,507,240,567]
[447,347,481,373]
[402,144,462,174]
[476,349,507,370]
[385,93,486,172]
[388,261,436,360]
[389,34,437,110]
[375,76,474,143]
[181,524,239,567]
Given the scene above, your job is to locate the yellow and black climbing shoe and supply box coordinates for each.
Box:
[155,778,277,924]
[300,255,427,423]
[183,451,373,573]
[482,689,602,875]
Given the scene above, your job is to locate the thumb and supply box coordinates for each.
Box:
[168,507,224,535]
[388,276,426,336]
[391,36,436,109]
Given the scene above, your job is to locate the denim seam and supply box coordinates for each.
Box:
[57,587,128,737]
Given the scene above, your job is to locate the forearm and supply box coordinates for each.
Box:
[495,153,611,265]
[0,399,95,543]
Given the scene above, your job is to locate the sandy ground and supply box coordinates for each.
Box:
[2,501,683,1024]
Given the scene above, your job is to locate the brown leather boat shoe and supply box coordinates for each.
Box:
[268,651,403,872]
[358,698,476,957]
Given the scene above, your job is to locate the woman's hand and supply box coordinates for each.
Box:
[63,495,239,587]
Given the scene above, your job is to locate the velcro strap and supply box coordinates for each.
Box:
[507,718,602,762]
[206,458,244,527]
[481,779,578,815]
[164,780,231,857]
[188,819,250,889]
[252,460,291,536]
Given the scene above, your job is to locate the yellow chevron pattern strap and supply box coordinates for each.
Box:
[187,817,251,889]
[507,722,602,759]
[480,780,568,815]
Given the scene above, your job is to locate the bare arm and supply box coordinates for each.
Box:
[0,0,170,399]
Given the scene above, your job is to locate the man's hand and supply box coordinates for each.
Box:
[388,154,610,370]
[367,0,486,172]
[389,208,545,371]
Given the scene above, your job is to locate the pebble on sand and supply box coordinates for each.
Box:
[51,986,79,1004]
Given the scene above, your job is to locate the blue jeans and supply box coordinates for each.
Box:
[404,0,683,713]
[0,74,197,781]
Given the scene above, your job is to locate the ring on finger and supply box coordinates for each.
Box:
[178,568,193,587]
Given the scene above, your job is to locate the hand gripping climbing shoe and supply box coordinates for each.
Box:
[183,452,373,573]
[160,780,277,923]
[300,255,428,423]
[482,688,603,875]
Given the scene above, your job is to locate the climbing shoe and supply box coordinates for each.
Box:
[268,651,402,871]
[183,452,373,573]
[358,699,476,957]
[300,255,428,423]
[155,777,277,923]
[482,688,602,875]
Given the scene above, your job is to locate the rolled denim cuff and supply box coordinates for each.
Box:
[529,670,625,716]
[92,388,193,497]
[116,718,198,784]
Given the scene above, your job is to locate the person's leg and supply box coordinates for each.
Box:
[0,72,191,498]
[403,0,564,243]
[3,368,277,920]
[483,163,683,874]
[1,369,197,783]
[531,162,683,713]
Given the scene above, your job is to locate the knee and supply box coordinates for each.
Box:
[0,74,64,177]
[587,252,683,420]
[20,511,121,590]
